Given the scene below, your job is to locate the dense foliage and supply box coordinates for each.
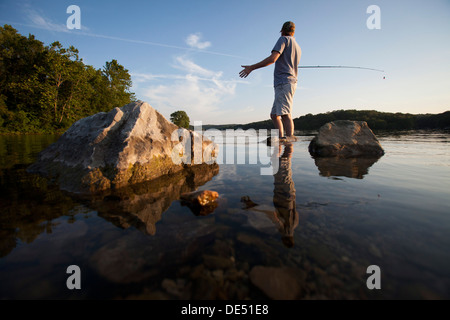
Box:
[170,110,190,129]
[203,110,450,132]
[0,25,135,133]
[294,109,450,131]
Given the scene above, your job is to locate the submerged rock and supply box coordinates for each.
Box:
[180,190,219,216]
[308,120,384,157]
[249,266,306,300]
[181,190,219,206]
[28,101,217,193]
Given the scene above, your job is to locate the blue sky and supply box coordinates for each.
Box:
[1,0,449,125]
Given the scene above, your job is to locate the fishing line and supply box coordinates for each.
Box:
[299,65,384,72]
[299,65,386,79]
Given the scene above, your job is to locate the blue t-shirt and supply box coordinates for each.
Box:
[272,36,301,87]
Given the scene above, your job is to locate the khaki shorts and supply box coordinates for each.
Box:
[271,82,297,116]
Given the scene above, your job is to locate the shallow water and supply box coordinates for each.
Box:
[0,131,449,299]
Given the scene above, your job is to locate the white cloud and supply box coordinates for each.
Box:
[24,6,89,32]
[132,73,187,82]
[172,56,221,78]
[27,9,69,33]
[134,56,241,123]
[185,33,211,50]
[129,31,251,123]
[143,73,236,123]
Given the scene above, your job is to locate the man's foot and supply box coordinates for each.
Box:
[265,136,284,146]
[264,136,298,146]
[284,136,298,143]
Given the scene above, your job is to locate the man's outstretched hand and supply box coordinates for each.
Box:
[239,65,253,78]
[239,52,279,78]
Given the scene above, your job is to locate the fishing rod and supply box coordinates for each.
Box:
[299,65,384,73]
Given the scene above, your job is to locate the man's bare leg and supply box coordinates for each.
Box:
[281,114,294,137]
[271,114,284,138]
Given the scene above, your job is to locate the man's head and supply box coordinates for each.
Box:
[280,21,295,36]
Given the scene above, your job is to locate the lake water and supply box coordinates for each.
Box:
[0,131,449,299]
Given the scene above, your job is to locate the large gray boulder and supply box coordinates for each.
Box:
[308,120,384,157]
[28,101,217,194]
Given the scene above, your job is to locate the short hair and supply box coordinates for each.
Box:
[281,21,295,36]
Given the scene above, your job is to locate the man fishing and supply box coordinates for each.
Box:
[239,21,302,141]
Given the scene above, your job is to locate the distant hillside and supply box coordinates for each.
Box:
[201,109,450,132]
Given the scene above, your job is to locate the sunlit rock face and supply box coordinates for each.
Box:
[28,101,217,194]
[308,120,384,158]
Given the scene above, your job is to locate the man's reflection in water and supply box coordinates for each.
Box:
[273,143,299,247]
[242,143,299,248]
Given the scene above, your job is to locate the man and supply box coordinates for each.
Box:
[239,21,301,140]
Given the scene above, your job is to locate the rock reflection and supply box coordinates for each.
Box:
[313,156,382,179]
[242,143,299,248]
[0,165,77,257]
[88,163,220,235]
[0,161,219,257]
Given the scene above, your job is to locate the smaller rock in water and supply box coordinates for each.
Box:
[308,120,384,157]
[181,190,219,206]
[240,196,258,209]
[180,190,219,216]
[265,136,298,146]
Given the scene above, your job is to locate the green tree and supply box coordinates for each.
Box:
[36,41,85,127]
[0,25,136,133]
[102,59,135,109]
[170,110,190,128]
[0,25,46,131]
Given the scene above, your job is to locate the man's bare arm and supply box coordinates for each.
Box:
[239,51,280,78]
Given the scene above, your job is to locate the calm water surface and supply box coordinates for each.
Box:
[0,131,449,299]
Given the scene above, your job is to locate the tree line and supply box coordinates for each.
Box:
[0,25,135,133]
[295,109,450,131]
[202,109,450,132]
